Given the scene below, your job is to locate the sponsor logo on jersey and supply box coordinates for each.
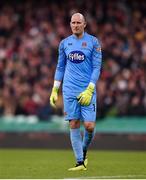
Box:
[68,51,85,63]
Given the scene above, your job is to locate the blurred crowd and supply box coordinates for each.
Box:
[0,0,146,120]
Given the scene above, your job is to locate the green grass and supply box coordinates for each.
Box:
[0,149,146,179]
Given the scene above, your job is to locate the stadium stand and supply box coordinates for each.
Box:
[0,0,146,120]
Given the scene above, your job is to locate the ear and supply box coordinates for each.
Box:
[84,22,87,28]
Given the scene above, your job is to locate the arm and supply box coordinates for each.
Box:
[90,37,102,86]
[54,40,66,82]
[78,37,102,106]
[50,40,66,108]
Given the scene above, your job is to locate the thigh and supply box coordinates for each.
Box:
[63,94,81,121]
[81,93,96,122]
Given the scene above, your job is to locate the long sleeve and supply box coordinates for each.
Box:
[54,40,66,81]
[90,37,102,85]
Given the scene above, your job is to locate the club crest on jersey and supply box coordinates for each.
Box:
[82,42,87,47]
[68,51,85,63]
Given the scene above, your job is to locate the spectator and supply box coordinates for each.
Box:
[0,0,146,119]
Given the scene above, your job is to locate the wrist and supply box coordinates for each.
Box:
[87,82,95,93]
[53,80,61,89]
[87,83,95,94]
[52,86,59,93]
[89,82,95,88]
[53,80,61,93]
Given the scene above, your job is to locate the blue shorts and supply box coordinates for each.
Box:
[63,93,96,122]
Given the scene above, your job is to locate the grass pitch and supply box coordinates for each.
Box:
[0,149,146,179]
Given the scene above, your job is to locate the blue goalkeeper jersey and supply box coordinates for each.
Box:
[54,32,102,95]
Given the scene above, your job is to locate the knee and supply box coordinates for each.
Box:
[69,120,80,129]
[84,122,95,132]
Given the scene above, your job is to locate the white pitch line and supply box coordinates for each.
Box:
[65,174,146,179]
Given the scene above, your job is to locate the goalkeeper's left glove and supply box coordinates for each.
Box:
[77,83,95,106]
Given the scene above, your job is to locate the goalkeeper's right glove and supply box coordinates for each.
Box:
[50,87,59,108]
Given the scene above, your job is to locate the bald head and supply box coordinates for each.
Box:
[70,13,86,38]
[71,13,86,23]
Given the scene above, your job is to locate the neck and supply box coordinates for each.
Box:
[74,32,84,39]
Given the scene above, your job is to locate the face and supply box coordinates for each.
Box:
[70,14,86,37]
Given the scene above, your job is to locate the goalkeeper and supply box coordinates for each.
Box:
[50,13,102,171]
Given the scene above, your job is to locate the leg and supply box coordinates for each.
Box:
[68,120,86,171]
[81,93,97,165]
[83,121,95,159]
[63,94,86,170]
[69,120,83,163]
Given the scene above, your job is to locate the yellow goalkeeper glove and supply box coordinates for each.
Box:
[50,87,59,108]
[77,83,95,106]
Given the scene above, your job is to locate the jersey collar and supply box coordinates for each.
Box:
[72,32,86,39]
